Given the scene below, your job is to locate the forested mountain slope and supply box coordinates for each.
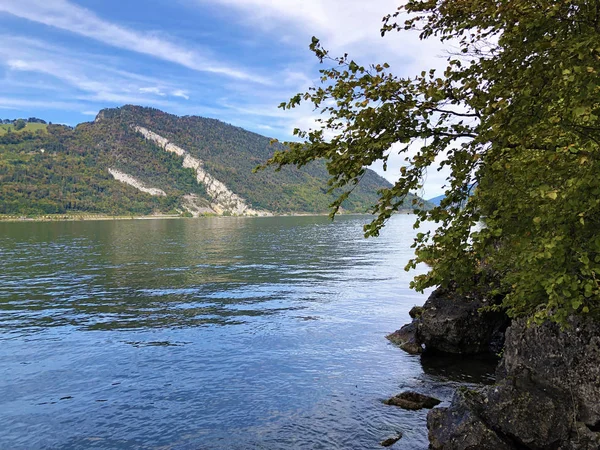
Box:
[0,105,427,216]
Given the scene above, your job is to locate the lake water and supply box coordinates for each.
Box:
[0,215,494,449]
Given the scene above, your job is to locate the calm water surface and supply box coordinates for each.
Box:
[0,215,493,449]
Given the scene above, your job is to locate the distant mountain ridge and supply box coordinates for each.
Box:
[0,105,428,217]
[427,194,445,206]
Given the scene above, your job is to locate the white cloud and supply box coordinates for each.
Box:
[139,87,167,96]
[0,37,195,109]
[0,0,269,83]
[172,89,190,100]
[196,0,448,75]
[81,110,99,116]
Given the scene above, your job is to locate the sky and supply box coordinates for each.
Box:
[0,0,452,198]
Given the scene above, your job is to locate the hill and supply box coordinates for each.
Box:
[0,122,48,136]
[0,105,428,217]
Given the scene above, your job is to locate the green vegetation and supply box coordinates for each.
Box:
[0,122,47,136]
[0,125,179,216]
[265,0,600,325]
[0,106,415,217]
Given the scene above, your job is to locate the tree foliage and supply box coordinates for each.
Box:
[13,119,26,131]
[265,0,600,324]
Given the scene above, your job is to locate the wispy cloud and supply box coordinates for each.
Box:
[172,90,190,100]
[196,0,447,74]
[0,35,202,109]
[139,87,166,97]
[6,58,172,107]
[0,0,269,83]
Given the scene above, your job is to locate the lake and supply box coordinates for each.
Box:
[0,215,493,449]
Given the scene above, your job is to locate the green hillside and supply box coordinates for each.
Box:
[0,122,48,136]
[0,105,428,217]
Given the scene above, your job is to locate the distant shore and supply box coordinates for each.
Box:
[0,211,414,223]
[0,214,183,223]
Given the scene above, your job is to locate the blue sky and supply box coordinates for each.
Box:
[0,0,450,197]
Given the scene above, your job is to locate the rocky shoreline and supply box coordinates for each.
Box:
[388,287,600,449]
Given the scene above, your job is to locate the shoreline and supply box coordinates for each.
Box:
[0,211,415,223]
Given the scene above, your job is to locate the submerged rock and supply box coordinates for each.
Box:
[384,391,441,410]
[427,317,600,450]
[380,433,403,447]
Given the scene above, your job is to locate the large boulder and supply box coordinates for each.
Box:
[427,317,600,450]
[418,287,509,355]
[500,317,600,428]
[389,287,509,355]
[428,388,515,450]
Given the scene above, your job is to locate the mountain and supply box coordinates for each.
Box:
[427,183,478,208]
[0,105,426,217]
[427,194,445,206]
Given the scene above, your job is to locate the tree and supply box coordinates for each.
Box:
[13,119,26,131]
[263,0,600,325]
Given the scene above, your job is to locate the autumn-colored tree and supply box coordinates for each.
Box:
[264,0,600,324]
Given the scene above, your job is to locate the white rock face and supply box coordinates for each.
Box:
[133,125,269,216]
[108,168,167,196]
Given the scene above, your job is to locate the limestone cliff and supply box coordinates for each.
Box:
[133,126,269,216]
[108,168,166,197]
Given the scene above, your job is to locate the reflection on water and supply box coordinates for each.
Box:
[0,215,488,449]
[420,353,498,385]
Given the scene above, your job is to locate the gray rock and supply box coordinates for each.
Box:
[386,321,423,354]
[388,287,508,356]
[418,287,509,355]
[427,317,600,450]
[501,317,600,428]
[384,391,441,410]
[409,305,424,319]
[427,388,515,450]
[380,433,402,447]
[481,377,570,449]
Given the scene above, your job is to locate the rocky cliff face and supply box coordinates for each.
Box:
[108,168,166,197]
[427,317,600,450]
[133,126,269,216]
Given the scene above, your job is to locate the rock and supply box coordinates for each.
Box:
[380,433,403,447]
[427,317,600,450]
[418,287,509,354]
[409,305,424,319]
[501,317,600,428]
[480,376,570,449]
[384,391,441,410]
[427,388,515,450]
[386,321,423,354]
